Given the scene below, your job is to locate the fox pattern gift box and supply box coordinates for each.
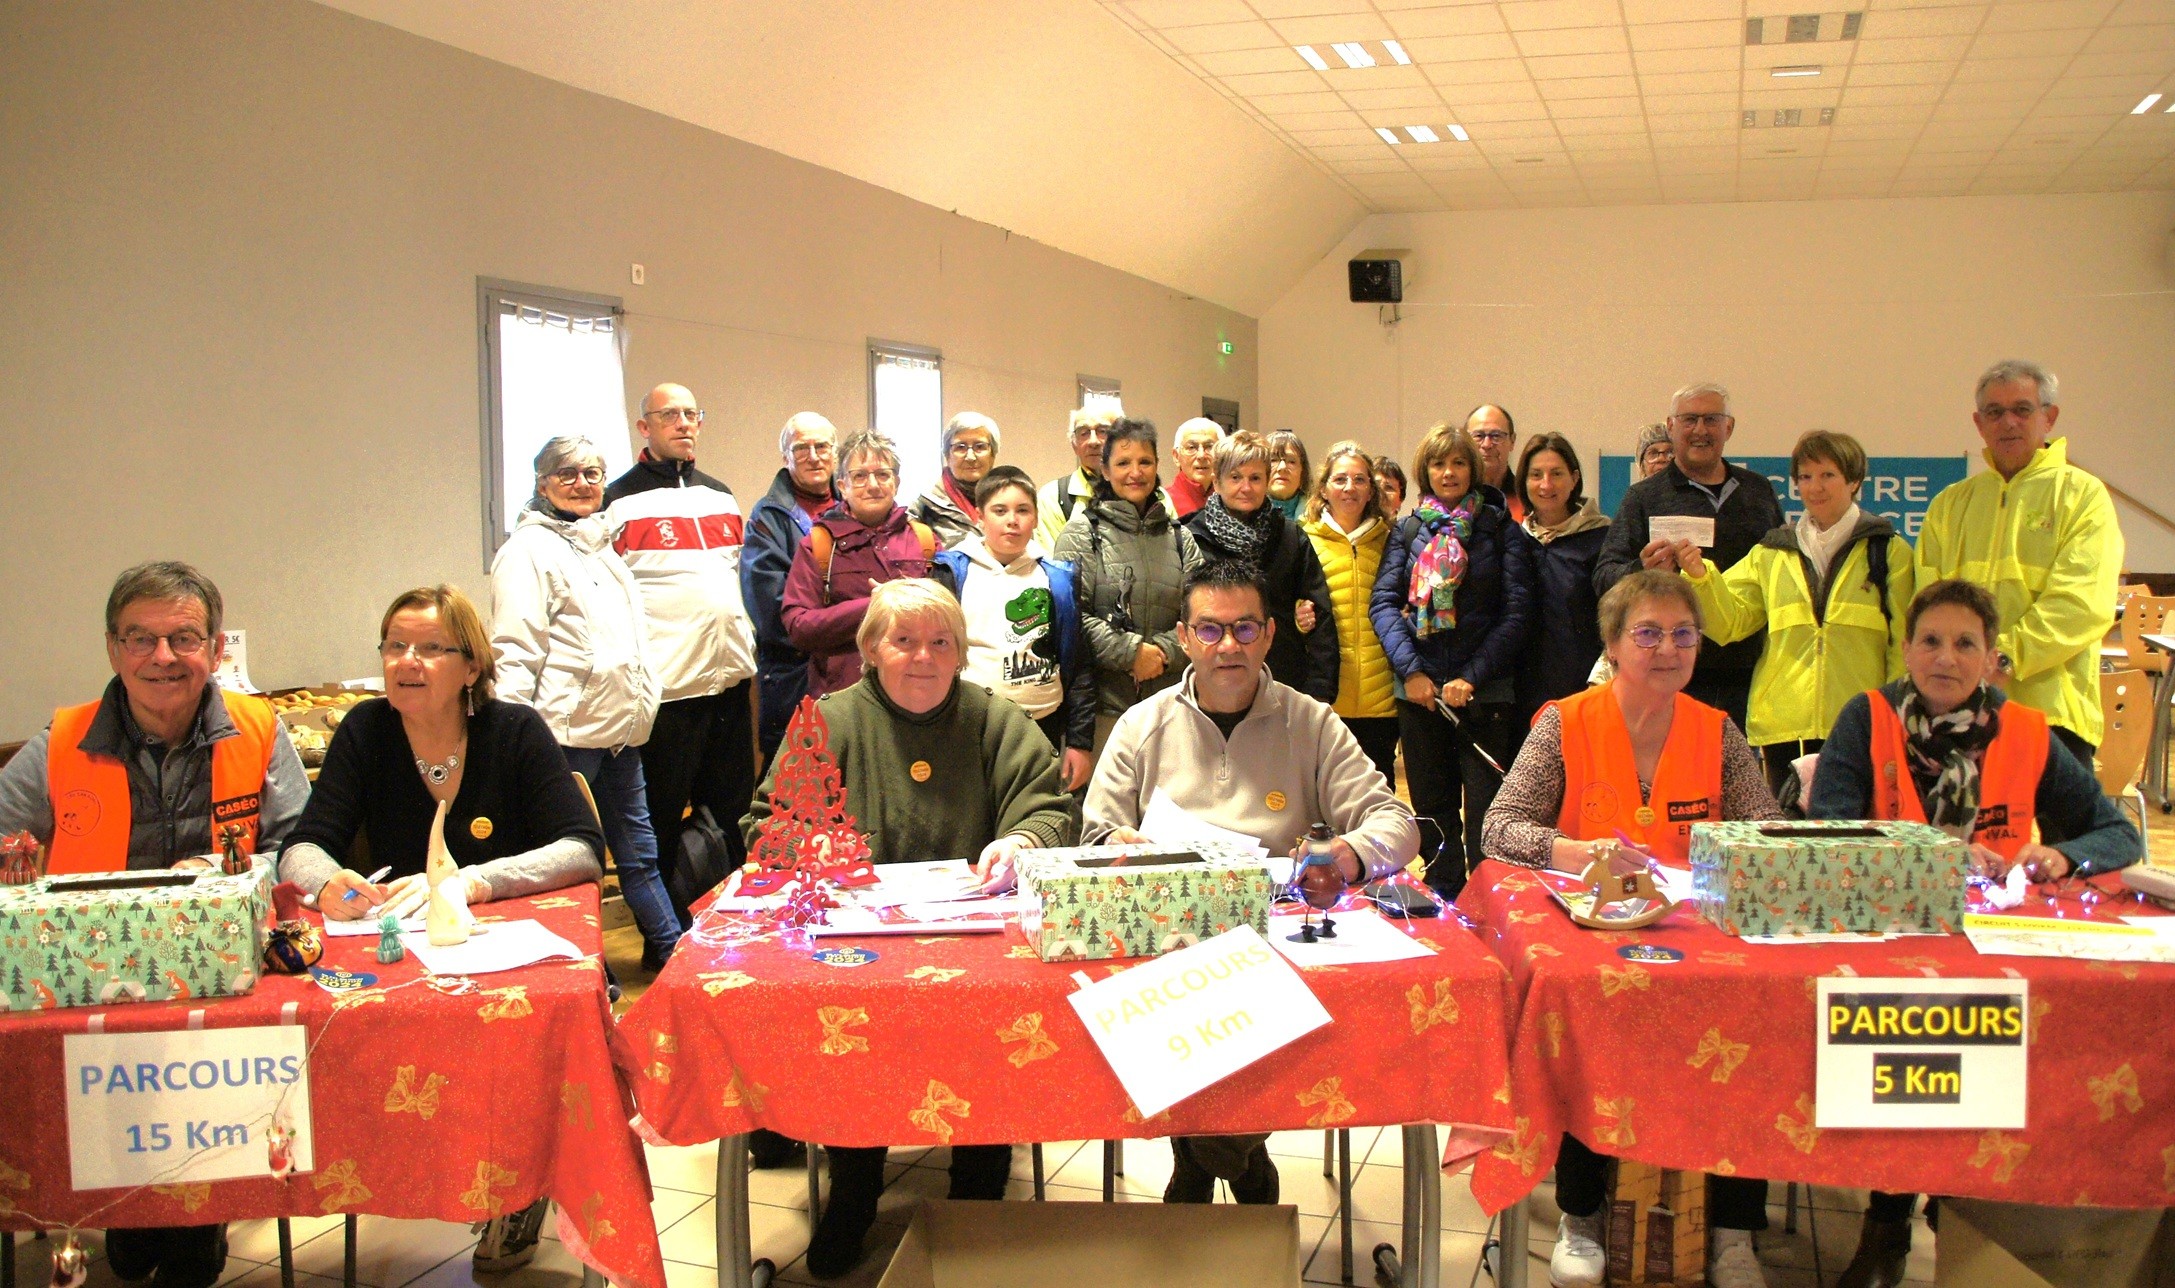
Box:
[0,862,273,1009]
[1689,819,1969,938]
[1017,843,1274,962]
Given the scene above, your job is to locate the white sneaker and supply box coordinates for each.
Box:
[1708,1228,1770,1288]
[1549,1213,1606,1287]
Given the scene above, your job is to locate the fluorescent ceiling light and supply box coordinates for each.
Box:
[1294,44,1330,71]
[1447,123,1471,142]
[1771,65,1822,77]
[1405,125,1440,143]
[2134,92,2163,113]
[1375,126,1401,145]
[1332,41,1376,68]
[1383,39,1412,65]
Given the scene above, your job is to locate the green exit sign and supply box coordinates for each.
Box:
[1219,340,1234,355]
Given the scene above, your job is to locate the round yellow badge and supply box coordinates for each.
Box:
[1633,806,1655,827]
[1266,791,1287,811]
[910,760,932,782]
[469,816,494,841]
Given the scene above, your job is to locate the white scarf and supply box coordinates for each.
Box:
[1796,503,1862,584]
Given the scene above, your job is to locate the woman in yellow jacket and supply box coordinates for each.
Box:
[1304,441,1400,786]
[1672,431,1914,796]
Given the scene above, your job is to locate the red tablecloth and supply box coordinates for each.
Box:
[0,888,663,1288]
[1461,859,2175,1212]
[621,904,1518,1151]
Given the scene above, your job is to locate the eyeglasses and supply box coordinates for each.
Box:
[1670,413,1730,430]
[948,440,995,458]
[1627,625,1701,651]
[644,408,704,425]
[845,468,897,488]
[1641,445,1674,461]
[787,442,835,461]
[379,640,467,662]
[1467,430,1512,445]
[114,629,209,658]
[1978,402,2043,422]
[548,466,605,486]
[1189,618,1265,646]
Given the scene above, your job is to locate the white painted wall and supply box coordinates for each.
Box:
[1260,192,2175,572]
[0,0,1256,740]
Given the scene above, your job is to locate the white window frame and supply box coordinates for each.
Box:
[868,340,944,505]
[476,279,627,560]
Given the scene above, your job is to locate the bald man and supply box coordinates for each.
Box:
[602,383,760,945]
[1464,404,1524,522]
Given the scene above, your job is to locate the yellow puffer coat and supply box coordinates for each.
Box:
[1304,515,1397,719]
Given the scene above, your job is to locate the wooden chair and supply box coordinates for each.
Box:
[2099,670,2154,854]
[2116,596,2175,676]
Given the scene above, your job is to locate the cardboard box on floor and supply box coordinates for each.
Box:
[1938,1199,2175,1288]
[877,1199,1302,1288]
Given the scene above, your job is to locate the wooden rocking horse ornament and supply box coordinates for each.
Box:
[1566,838,1676,930]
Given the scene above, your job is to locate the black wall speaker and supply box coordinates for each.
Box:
[1348,258,1402,303]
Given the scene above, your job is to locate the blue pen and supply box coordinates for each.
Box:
[343,865,394,901]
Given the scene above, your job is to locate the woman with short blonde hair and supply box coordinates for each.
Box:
[1304,442,1398,782]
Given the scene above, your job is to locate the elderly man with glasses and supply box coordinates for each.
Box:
[1593,382,1783,734]
[743,411,843,763]
[0,561,308,1288]
[1036,402,1125,551]
[1914,359,2122,773]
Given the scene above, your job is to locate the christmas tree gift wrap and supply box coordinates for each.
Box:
[0,861,273,1010]
[1017,843,1275,962]
[1688,820,1969,938]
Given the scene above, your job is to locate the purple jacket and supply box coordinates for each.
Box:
[780,506,933,699]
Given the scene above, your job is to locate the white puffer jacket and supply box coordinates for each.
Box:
[490,505,660,750]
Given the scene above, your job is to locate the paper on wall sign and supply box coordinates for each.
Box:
[1649,515,1716,549]
[211,630,259,694]
[1067,925,1331,1118]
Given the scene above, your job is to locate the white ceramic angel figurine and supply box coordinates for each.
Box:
[424,797,471,946]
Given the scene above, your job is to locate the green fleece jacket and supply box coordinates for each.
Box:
[742,674,1075,862]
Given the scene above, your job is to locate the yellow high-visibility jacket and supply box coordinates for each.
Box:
[1913,437,2122,746]
[1685,516,1913,747]
[1303,514,1398,719]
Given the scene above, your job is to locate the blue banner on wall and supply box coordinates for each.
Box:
[1596,455,1970,543]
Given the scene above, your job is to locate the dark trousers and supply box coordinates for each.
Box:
[640,682,756,925]
[756,658,810,766]
[825,1142,1011,1202]
[1867,1190,1918,1222]
[1556,1133,1768,1231]
[1686,671,1753,741]
[1397,699,1515,897]
[105,1225,227,1288]
[1341,716,1401,791]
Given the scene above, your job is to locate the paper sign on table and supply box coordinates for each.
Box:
[401,919,583,975]
[1649,515,1717,549]
[1067,925,1331,1118]
[1965,912,2175,965]
[1814,977,2026,1129]
[65,1026,314,1189]
[1266,909,1436,968]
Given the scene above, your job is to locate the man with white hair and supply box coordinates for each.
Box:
[1165,416,1224,520]
[1592,382,1783,732]
[1915,359,2121,771]
[1036,402,1124,550]
[742,411,841,762]
[602,383,761,925]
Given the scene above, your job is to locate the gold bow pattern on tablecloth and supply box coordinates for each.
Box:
[1776,1095,1820,1155]
[1598,964,1650,997]
[1968,1131,2029,1183]
[1541,1011,1565,1057]
[910,966,966,983]
[460,1160,519,1215]
[1300,1077,1357,1128]
[2029,998,2052,1044]
[152,1183,209,1212]
[2087,1063,2143,1121]
[723,1068,771,1113]
[313,1159,373,1212]
[1687,1027,1750,1084]
[698,970,757,995]
[1407,979,1460,1033]
[532,896,582,910]
[1591,1095,1636,1147]
[997,1013,1058,1067]
[332,989,388,1013]
[1524,942,1562,963]
[909,1080,971,1143]
[1698,951,1747,968]
[818,1005,872,1056]
[384,1065,447,1120]
[578,1192,616,1246]
[0,1157,27,1216]
[562,1081,593,1130]
[477,986,533,1024]
[2162,1145,2175,1194]
[1492,1117,1543,1174]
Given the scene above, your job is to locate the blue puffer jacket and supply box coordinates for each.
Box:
[1369,487,1536,698]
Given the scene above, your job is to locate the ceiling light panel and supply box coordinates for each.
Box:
[1745,12,1864,44]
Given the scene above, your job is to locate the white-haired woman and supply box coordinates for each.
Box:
[489,436,678,968]
[910,411,1001,548]
[741,578,1074,1278]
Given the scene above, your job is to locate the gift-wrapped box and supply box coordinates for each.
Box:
[1016,843,1274,962]
[0,861,272,1010]
[1689,819,1969,938]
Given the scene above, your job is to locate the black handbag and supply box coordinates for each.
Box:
[672,805,738,910]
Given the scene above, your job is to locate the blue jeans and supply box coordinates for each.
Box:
[562,745,682,962]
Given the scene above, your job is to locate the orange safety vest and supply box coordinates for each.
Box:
[45,690,278,874]
[1864,691,2046,860]
[1553,685,1725,866]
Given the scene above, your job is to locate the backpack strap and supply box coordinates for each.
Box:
[810,524,835,604]
[1060,489,1080,521]
[1864,534,1894,627]
[912,521,936,560]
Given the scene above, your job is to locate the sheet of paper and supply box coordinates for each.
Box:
[400,919,583,975]
[1965,912,2175,964]
[1139,788,1270,855]
[899,896,1027,922]
[1650,514,1716,549]
[1650,866,1698,905]
[847,860,983,909]
[211,629,259,694]
[1266,909,1436,967]
[322,910,425,937]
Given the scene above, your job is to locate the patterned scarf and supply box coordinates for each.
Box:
[1406,491,1478,638]
[1195,495,1272,566]
[1897,681,2000,836]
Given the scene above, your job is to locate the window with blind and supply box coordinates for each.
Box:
[478,280,631,553]
[868,341,943,505]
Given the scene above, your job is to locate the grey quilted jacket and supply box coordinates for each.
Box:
[1052,492,1202,717]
